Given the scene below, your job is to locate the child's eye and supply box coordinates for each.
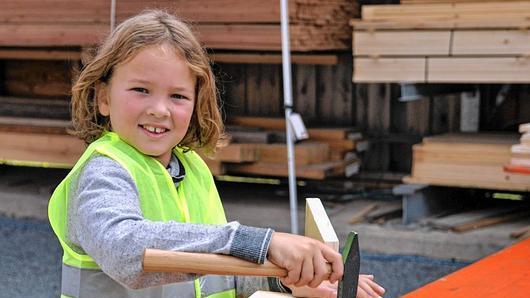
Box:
[171,94,188,101]
[131,87,148,94]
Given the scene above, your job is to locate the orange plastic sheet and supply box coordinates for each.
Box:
[403,238,530,298]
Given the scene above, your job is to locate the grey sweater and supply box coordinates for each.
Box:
[66,154,288,297]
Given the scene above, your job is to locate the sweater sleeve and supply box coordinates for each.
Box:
[68,155,273,289]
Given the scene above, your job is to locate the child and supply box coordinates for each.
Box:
[48,10,385,298]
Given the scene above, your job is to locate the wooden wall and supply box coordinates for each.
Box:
[216,54,354,125]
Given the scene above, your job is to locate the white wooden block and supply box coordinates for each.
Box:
[305,198,339,252]
[249,291,293,298]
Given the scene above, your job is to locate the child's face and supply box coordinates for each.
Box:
[98,44,196,166]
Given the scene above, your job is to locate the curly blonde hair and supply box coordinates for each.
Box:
[71,10,225,154]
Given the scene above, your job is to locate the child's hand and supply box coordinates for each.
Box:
[267,232,343,288]
[357,274,385,298]
[289,280,337,298]
[286,275,386,298]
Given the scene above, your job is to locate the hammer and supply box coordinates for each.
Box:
[143,231,360,298]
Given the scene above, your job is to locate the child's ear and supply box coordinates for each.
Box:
[96,83,110,116]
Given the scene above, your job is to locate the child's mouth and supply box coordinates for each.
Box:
[141,125,169,135]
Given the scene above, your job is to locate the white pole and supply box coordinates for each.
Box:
[110,0,116,31]
[280,0,298,234]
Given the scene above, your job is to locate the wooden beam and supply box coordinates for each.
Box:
[0,48,81,60]
[0,131,85,168]
[353,30,451,56]
[211,53,338,65]
[353,57,426,82]
[305,198,339,251]
[452,30,530,55]
[428,57,530,83]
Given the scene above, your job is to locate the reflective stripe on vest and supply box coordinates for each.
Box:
[61,264,235,298]
[48,132,235,298]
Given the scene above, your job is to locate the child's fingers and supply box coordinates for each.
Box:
[283,259,303,285]
[361,274,375,280]
[357,276,385,298]
[366,278,386,296]
[295,256,314,287]
[308,252,328,288]
[320,245,343,283]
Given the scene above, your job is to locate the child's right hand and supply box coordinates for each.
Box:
[267,232,344,288]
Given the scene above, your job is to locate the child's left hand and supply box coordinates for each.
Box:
[287,274,385,298]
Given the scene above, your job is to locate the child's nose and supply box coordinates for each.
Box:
[147,98,171,118]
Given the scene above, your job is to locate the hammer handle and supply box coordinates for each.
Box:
[143,248,332,278]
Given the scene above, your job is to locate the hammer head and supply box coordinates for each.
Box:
[337,231,360,298]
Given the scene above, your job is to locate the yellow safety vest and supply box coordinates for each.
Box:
[49,131,235,298]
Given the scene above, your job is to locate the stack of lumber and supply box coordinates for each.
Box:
[404,133,530,191]
[0,117,85,168]
[350,1,530,82]
[0,0,357,51]
[504,123,530,175]
[203,116,367,180]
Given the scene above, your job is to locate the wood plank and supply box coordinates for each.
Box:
[211,53,338,65]
[362,2,530,22]
[0,116,71,134]
[0,48,81,60]
[428,57,530,83]
[0,131,85,168]
[254,142,330,165]
[452,210,529,232]
[305,198,339,251]
[350,18,530,30]
[413,145,510,165]
[249,291,292,298]
[353,30,451,56]
[353,58,426,82]
[408,163,530,191]
[229,117,286,131]
[308,128,362,141]
[211,144,259,163]
[452,30,530,55]
[226,159,359,180]
[0,24,108,46]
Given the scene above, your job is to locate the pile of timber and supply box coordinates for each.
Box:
[0,116,367,180]
[202,117,368,180]
[350,1,530,83]
[0,0,357,52]
[404,133,530,191]
[504,123,530,175]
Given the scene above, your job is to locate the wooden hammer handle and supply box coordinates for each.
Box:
[143,249,332,278]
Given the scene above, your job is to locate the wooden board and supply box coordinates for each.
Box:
[305,198,339,251]
[226,159,359,180]
[353,30,451,56]
[253,142,329,165]
[361,2,530,22]
[452,30,530,55]
[211,144,259,163]
[402,239,530,298]
[428,57,530,83]
[249,291,292,298]
[353,58,426,82]
[0,131,85,168]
